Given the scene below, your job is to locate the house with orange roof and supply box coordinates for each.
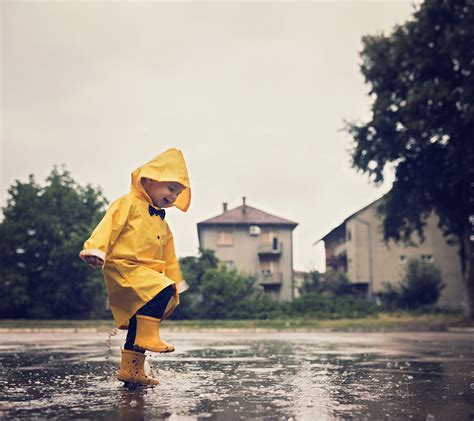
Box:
[197,197,298,301]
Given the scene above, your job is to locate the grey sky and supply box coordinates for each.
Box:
[1,1,418,271]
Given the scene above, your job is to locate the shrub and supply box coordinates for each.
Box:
[194,266,257,319]
[289,293,377,319]
[400,259,445,309]
[378,282,401,311]
[380,258,445,310]
[300,269,355,297]
[175,252,379,320]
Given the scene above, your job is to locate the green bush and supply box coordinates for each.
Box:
[174,253,379,320]
[197,266,256,319]
[289,293,377,319]
[237,291,287,320]
[380,259,445,310]
[172,249,219,320]
[378,283,401,311]
[300,269,359,297]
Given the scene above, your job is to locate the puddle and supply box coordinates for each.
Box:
[0,331,473,419]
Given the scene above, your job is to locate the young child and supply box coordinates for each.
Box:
[79,148,191,386]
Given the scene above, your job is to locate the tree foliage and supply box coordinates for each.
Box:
[0,167,109,319]
[346,0,474,317]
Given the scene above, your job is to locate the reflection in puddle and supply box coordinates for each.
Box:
[0,331,473,419]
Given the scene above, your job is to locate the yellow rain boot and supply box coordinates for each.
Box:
[117,349,159,386]
[134,315,175,353]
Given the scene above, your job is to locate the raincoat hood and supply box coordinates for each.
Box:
[130,148,191,212]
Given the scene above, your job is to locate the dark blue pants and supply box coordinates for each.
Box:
[124,285,174,352]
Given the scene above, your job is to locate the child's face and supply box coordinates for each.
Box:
[142,179,185,208]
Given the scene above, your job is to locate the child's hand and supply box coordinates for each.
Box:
[82,255,104,268]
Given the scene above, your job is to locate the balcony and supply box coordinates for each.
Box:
[259,271,283,285]
[334,242,347,256]
[325,254,348,273]
[258,240,281,256]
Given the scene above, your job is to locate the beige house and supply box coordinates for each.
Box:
[197,198,298,301]
[318,198,464,309]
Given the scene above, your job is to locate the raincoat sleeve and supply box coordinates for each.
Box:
[79,196,130,262]
[163,224,186,291]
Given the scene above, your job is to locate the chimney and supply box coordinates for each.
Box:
[242,196,247,214]
[223,202,228,213]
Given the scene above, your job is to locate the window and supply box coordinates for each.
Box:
[217,231,233,246]
[226,260,235,270]
[421,254,434,263]
[347,229,352,241]
[272,237,279,250]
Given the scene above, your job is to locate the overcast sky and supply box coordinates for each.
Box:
[1,0,419,271]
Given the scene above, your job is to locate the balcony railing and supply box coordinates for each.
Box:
[259,272,283,285]
[333,242,347,256]
[258,241,281,255]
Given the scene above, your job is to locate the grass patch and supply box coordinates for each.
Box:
[167,312,464,331]
[0,312,467,331]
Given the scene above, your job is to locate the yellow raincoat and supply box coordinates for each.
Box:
[80,148,191,329]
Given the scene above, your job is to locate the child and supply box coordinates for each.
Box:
[79,148,191,386]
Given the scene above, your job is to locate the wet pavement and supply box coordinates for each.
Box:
[0,329,474,420]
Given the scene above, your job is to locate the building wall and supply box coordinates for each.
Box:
[199,225,294,301]
[345,206,464,309]
[293,271,306,299]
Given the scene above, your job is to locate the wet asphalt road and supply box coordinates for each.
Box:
[0,329,474,420]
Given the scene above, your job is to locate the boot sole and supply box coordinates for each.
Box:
[134,345,175,353]
[118,376,158,387]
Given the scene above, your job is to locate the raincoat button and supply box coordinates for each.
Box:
[157,235,160,239]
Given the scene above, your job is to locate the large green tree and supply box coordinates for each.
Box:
[0,167,109,319]
[347,0,474,317]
